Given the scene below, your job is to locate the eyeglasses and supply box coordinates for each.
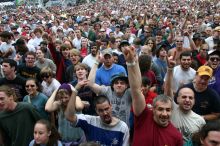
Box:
[176,40,183,42]
[188,27,193,29]
[209,57,220,62]
[25,85,35,88]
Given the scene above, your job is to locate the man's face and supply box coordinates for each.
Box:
[195,75,210,91]
[201,131,220,146]
[91,46,98,56]
[113,79,128,95]
[177,88,195,112]
[180,56,192,70]
[2,63,14,76]
[153,100,172,127]
[96,101,112,124]
[175,37,184,48]
[75,30,81,38]
[0,91,12,111]
[103,54,113,68]
[159,48,167,58]
[200,45,208,58]
[25,55,36,67]
[208,55,220,70]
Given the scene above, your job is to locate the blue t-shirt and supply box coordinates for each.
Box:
[95,64,127,86]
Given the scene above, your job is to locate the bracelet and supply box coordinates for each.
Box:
[126,61,136,67]
[167,67,173,71]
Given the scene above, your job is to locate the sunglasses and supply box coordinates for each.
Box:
[210,57,220,62]
[25,85,35,88]
[176,41,183,42]
[41,75,50,78]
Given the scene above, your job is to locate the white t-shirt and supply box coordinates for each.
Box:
[171,102,206,142]
[165,65,196,92]
[42,78,61,97]
[0,42,16,59]
[82,54,97,69]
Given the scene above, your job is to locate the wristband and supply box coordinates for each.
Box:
[126,61,136,67]
[167,67,173,71]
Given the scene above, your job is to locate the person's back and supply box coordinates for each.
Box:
[0,102,41,146]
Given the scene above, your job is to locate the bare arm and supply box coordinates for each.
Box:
[64,88,78,123]
[75,96,84,111]
[123,46,146,116]
[167,23,174,44]
[203,113,220,121]
[45,89,61,112]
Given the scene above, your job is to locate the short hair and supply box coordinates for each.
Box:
[60,44,71,51]
[34,28,43,34]
[199,120,220,140]
[25,51,36,58]
[0,85,17,101]
[152,94,173,109]
[74,63,89,73]
[142,76,151,87]
[138,55,152,73]
[94,95,110,106]
[2,58,17,71]
[179,51,192,60]
[40,67,53,77]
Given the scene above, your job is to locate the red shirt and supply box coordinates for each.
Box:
[132,107,183,146]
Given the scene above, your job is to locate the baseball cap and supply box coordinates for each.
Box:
[110,73,128,85]
[197,66,213,77]
[208,49,220,56]
[115,24,120,28]
[103,49,113,56]
[214,26,220,32]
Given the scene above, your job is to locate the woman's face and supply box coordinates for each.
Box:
[75,67,87,79]
[25,80,38,96]
[34,123,50,145]
[81,39,88,47]
[36,50,44,59]
[147,40,154,48]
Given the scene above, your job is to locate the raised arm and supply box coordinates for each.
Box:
[64,87,78,123]
[164,55,176,98]
[45,89,61,112]
[122,46,146,116]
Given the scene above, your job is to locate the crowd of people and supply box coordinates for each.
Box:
[0,0,220,145]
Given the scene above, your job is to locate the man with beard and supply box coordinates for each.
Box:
[65,90,129,146]
[207,49,220,95]
[82,43,99,69]
[165,51,196,93]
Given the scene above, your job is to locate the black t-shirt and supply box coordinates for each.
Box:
[0,76,27,101]
[175,83,220,115]
[17,64,41,82]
